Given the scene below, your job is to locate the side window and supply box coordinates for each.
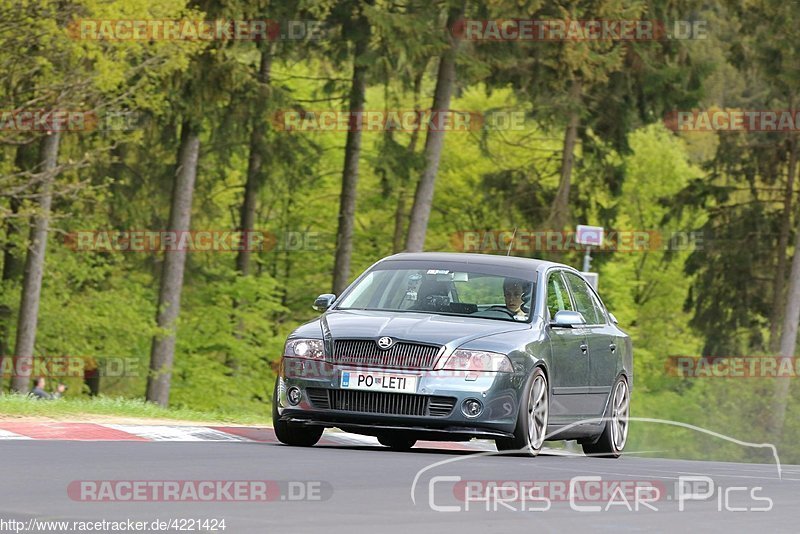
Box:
[564,273,601,324]
[546,272,573,319]
[588,288,607,324]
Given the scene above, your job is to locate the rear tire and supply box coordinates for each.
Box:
[272,379,323,447]
[495,367,549,457]
[582,377,629,458]
[377,433,417,451]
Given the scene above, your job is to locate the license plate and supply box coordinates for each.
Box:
[340,371,418,393]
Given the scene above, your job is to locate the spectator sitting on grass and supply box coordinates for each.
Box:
[29,377,63,400]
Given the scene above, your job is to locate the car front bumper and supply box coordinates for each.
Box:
[275,357,521,439]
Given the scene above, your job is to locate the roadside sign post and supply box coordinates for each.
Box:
[576,225,604,290]
[582,247,593,272]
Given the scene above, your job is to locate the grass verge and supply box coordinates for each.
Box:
[0,394,271,425]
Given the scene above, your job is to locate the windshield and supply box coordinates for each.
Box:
[336,260,536,322]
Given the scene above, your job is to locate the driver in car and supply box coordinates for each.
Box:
[503,278,531,319]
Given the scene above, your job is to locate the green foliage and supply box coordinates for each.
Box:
[0,0,798,464]
[170,266,285,414]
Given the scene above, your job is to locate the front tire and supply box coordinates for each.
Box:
[582,377,629,458]
[272,379,323,447]
[495,367,549,456]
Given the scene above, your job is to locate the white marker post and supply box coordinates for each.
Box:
[575,225,604,289]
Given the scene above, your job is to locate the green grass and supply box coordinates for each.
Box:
[0,394,271,425]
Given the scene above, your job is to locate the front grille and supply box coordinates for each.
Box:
[306,388,455,417]
[332,390,427,416]
[306,388,330,409]
[332,339,441,369]
[428,397,457,417]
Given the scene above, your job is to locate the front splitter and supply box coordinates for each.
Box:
[281,416,514,441]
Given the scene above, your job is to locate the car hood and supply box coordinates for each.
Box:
[317,309,530,347]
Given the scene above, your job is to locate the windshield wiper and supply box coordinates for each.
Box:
[336,307,522,322]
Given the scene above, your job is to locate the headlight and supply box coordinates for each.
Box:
[441,349,513,372]
[284,339,326,360]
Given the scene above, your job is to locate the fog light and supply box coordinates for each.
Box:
[287,387,301,406]
[461,398,483,418]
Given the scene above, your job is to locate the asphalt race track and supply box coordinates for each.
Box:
[1,433,798,533]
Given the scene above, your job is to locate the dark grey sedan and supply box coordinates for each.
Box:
[273,252,632,457]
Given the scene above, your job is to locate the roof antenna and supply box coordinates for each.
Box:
[506,227,517,256]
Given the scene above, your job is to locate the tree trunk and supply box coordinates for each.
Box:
[0,305,11,391]
[405,4,464,252]
[10,133,61,393]
[768,132,800,438]
[331,22,369,295]
[236,44,273,277]
[229,44,274,370]
[547,78,582,231]
[392,71,423,253]
[769,133,797,351]
[281,198,295,310]
[146,122,200,406]
[2,196,22,285]
[1,143,37,389]
[2,143,38,282]
[391,149,408,254]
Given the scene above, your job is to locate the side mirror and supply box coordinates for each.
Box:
[313,294,336,312]
[551,310,586,328]
[608,312,619,325]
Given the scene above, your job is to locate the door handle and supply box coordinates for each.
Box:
[580,343,588,353]
[609,343,617,352]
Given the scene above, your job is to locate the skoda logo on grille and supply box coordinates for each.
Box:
[377,337,394,350]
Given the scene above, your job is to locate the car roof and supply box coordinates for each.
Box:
[379,252,568,272]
